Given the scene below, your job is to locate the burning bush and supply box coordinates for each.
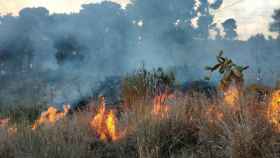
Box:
[152,93,174,118]
[32,105,70,130]
[224,85,240,108]
[267,89,280,132]
[0,87,280,158]
[90,96,126,142]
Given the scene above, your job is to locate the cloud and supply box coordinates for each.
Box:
[0,0,29,15]
[213,0,280,40]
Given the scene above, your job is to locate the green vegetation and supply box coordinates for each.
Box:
[205,50,249,91]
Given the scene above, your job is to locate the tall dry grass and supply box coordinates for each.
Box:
[0,90,280,158]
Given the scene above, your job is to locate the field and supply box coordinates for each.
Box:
[1,81,280,158]
[0,0,279,157]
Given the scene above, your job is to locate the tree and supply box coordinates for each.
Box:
[126,0,197,66]
[127,0,196,37]
[210,0,223,9]
[78,2,130,73]
[128,0,196,25]
[222,18,237,40]
[0,37,34,74]
[195,0,223,39]
[270,9,280,34]
[54,35,84,65]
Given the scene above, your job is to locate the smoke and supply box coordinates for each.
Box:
[0,0,279,106]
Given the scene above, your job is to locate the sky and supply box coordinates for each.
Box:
[0,0,279,40]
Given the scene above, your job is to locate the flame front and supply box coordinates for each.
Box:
[90,97,120,141]
[267,90,280,131]
[106,110,118,140]
[32,105,70,130]
[224,85,239,107]
[152,93,172,118]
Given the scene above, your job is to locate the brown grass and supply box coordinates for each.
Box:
[0,91,280,158]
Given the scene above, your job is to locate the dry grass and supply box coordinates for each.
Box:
[0,91,280,158]
[121,67,175,107]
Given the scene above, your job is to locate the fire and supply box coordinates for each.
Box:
[224,85,239,107]
[32,105,70,130]
[7,127,17,135]
[90,96,121,141]
[267,90,280,131]
[152,93,173,117]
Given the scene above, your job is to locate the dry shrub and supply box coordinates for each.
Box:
[196,93,279,158]
[0,128,16,158]
[121,66,175,107]
[0,104,45,124]
[1,89,280,158]
[131,95,199,158]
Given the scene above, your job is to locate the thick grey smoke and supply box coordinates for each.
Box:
[0,0,279,106]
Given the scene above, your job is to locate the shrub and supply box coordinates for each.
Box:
[121,66,176,107]
[0,104,45,123]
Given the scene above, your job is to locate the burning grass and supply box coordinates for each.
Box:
[32,105,70,130]
[152,93,172,118]
[224,85,240,107]
[90,96,125,141]
[1,88,280,158]
[267,89,280,132]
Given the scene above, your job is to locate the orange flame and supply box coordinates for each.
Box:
[90,97,121,141]
[7,127,17,135]
[267,90,280,131]
[224,85,239,107]
[32,105,70,130]
[152,93,173,118]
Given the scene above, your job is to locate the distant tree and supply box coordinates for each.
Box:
[18,7,50,34]
[247,34,267,64]
[0,37,33,74]
[127,0,196,37]
[270,9,280,34]
[210,0,223,9]
[54,35,84,65]
[126,0,198,64]
[19,7,49,21]
[78,2,130,73]
[196,15,214,39]
[196,0,223,39]
[0,8,48,74]
[128,0,195,25]
[222,18,237,40]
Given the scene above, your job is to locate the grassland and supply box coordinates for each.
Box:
[0,89,280,158]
